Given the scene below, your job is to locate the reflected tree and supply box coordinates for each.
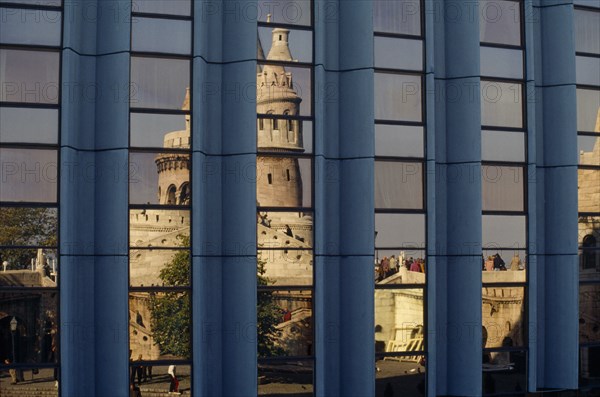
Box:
[257,255,286,357]
[0,207,57,269]
[149,235,190,359]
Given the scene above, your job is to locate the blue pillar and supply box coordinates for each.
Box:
[533,0,579,389]
[314,1,375,396]
[60,0,97,393]
[192,1,257,395]
[93,0,131,395]
[432,1,483,395]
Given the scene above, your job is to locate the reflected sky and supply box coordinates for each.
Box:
[258,27,312,62]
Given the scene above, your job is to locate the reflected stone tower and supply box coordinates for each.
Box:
[256,28,313,285]
[257,28,304,208]
[156,88,191,205]
[129,92,192,360]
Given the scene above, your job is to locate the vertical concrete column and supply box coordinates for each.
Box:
[192,1,257,395]
[60,0,99,394]
[424,1,438,395]
[533,1,579,389]
[432,1,482,395]
[523,0,538,391]
[94,1,130,396]
[314,1,374,395]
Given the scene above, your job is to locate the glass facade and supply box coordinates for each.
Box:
[374,2,426,395]
[0,0,591,395]
[0,1,61,394]
[576,0,600,391]
[480,4,528,394]
[128,1,193,395]
[256,6,315,393]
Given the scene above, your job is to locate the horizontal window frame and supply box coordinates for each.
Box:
[131,11,192,21]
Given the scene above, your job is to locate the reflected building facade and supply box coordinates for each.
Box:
[129,93,192,361]
[1,0,597,396]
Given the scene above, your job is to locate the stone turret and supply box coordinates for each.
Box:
[257,28,304,208]
[155,89,191,205]
[256,28,313,286]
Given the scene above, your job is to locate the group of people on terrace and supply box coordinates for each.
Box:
[376,255,425,281]
[482,253,525,272]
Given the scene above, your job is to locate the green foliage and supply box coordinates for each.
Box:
[149,235,191,359]
[257,255,286,357]
[0,207,57,269]
[158,235,190,286]
[149,290,191,359]
[148,241,285,358]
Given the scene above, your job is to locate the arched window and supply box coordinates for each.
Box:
[179,182,190,205]
[166,184,177,205]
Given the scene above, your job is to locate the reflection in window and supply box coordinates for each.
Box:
[480,47,523,80]
[375,125,424,158]
[0,291,59,363]
[129,152,191,206]
[130,57,190,109]
[482,166,524,212]
[257,289,313,358]
[576,56,600,86]
[130,248,190,287]
[0,108,58,144]
[258,250,312,286]
[375,289,424,352]
[375,356,426,396]
[482,249,526,276]
[375,161,423,209]
[375,213,425,249]
[482,130,525,163]
[257,211,313,249]
[0,207,57,247]
[580,346,600,384]
[0,148,58,203]
[579,169,600,213]
[575,9,600,54]
[0,49,60,104]
[482,287,525,349]
[257,157,311,208]
[481,81,523,128]
[257,64,312,117]
[375,251,426,285]
[375,73,422,122]
[132,18,191,55]
[132,0,191,16]
[131,113,189,149]
[0,0,61,4]
[256,20,314,383]
[257,0,311,26]
[576,89,600,132]
[482,215,526,248]
[479,0,521,46]
[129,291,191,360]
[482,350,527,395]
[0,9,61,46]
[130,209,191,248]
[258,27,313,63]
[375,37,423,71]
[578,136,600,166]
[373,0,421,35]
[258,361,313,395]
[580,284,600,343]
